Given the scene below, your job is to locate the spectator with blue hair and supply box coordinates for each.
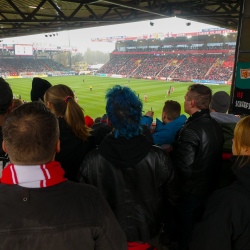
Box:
[78,85,180,250]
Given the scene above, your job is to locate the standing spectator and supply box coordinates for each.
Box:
[141,100,187,146]
[172,84,224,250]
[78,85,180,249]
[1,101,127,250]
[30,77,52,102]
[44,84,95,181]
[0,78,14,174]
[190,116,250,250]
[210,91,241,152]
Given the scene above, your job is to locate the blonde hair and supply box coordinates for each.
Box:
[234,116,250,167]
[44,84,91,141]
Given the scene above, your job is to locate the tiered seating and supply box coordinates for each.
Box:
[133,56,168,77]
[171,55,216,80]
[98,56,129,74]
[0,58,47,74]
[119,56,144,75]
[39,59,67,71]
[205,55,234,81]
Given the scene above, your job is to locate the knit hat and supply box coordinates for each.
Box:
[31,77,52,102]
[0,78,13,114]
[210,91,230,113]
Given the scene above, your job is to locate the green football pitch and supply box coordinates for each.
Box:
[7,75,231,120]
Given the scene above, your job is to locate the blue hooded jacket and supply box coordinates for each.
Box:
[141,114,187,146]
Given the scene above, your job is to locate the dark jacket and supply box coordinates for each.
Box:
[0,126,9,175]
[0,181,127,250]
[210,112,241,153]
[78,133,180,243]
[172,109,224,195]
[91,122,153,146]
[55,117,96,181]
[190,156,250,250]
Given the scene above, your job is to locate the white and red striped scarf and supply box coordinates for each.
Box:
[1,161,67,188]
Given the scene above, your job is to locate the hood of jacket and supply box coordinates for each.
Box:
[98,133,152,168]
[231,155,250,192]
[210,112,241,124]
[155,114,187,134]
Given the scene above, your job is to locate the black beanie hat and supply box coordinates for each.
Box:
[0,78,13,114]
[31,77,52,102]
[210,91,230,113]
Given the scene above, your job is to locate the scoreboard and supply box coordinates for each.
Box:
[15,44,33,56]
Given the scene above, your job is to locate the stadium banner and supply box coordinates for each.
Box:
[98,74,107,76]
[112,50,234,55]
[232,62,250,114]
[191,79,225,84]
[157,77,167,81]
[32,75,48,78]
[6,76,22,79]
[111,74,123,78]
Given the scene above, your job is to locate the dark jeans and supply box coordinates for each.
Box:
[174,193,207,250]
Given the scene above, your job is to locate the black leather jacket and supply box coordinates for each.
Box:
[0,181,127,250]
[172,109,224,196]
[77,133,180,243]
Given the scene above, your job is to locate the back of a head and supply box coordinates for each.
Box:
[3,102,59,165]
[0,78,13,115]
[210,91,230,113]
[234,116,250,158]
[163,100,181,121]
[44,84,90,141]
[31,77,52,102]
[188,84,212,110]
[106,85,142,139]
[12,99,23,110]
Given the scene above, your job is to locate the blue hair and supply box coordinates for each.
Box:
[106,85,143,139]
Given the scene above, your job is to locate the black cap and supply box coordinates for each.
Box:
[0,78,13,114]
[31,77,52,102]
[210,91,230,113]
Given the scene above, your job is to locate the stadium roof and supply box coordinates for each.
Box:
[0,0,240,39]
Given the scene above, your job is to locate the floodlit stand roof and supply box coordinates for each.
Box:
[0,0,240,39]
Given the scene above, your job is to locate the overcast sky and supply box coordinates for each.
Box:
[1,17,220,53]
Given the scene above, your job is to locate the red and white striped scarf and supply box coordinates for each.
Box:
[1,161,67,188]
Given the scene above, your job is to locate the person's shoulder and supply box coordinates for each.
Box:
[59,181,102,200]
[209,183,250,208]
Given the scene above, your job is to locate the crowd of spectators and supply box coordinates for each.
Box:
[116,44,236,53]
[0,58,67,75]
[98,56,129,74]
[205,55,234,81]
[171,55,216,80]
[118,56,144,75]
[0,77,247,250]
[39,59,67,71]
[99,54,234,81]
[133,56,168,77]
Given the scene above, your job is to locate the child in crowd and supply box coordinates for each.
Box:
[141,100,186,146]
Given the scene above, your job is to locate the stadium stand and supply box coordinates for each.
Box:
[205,55,234,81]
[98,56,129,74]
[171,55,216,80]
[98,53,234,81]
[133,56,168,77]
[0,58,67,75]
